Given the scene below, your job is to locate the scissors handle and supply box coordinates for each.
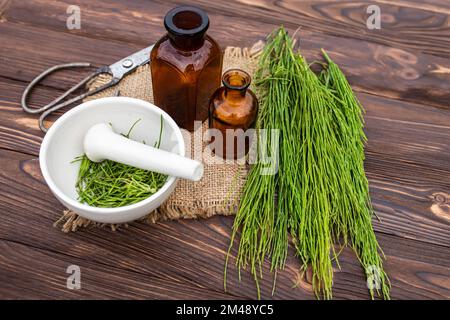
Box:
[21,63,116,132]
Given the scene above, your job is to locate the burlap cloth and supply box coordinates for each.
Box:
[54,42,264,232]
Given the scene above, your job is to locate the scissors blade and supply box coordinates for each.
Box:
[108,44,154,80]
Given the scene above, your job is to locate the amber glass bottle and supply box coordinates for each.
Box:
[209,69,258,159]
[151,6,222,131]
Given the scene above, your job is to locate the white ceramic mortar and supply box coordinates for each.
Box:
[40,97,186,223]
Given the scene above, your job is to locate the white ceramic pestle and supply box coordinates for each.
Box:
[83,123,203,181]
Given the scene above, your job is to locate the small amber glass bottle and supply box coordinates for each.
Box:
[209,69,258,159]
[151,6,222,131]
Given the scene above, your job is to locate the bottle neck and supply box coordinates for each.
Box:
[224,87,246,100]
[168,33,206,51]
[221,69,252,102]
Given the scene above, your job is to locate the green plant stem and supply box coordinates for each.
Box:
[321,49,390,299]
[225,27,390,300]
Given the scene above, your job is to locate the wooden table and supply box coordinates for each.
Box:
[0,0,449,300]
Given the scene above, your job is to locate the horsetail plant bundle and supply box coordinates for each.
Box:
[321,50,390,299]
[224,33,288,298]
[225,27,390,299]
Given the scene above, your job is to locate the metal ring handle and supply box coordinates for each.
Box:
[38,76,119,132]
[21,63,118,132]
[21,62,92,114]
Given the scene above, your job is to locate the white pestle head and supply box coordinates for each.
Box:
[84,123,113,163]
[83,123,204,181]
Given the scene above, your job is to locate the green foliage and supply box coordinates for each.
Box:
[226,27,390,300]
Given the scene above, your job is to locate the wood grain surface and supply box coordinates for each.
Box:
[0,0,449,300]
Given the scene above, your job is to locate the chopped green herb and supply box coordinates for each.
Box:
[73,118,167,208]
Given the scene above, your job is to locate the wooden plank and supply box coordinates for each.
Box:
[3,0,257,46]
[368,153,450,245]
[1,6,450,110]
[0,240,237,299]
[331,238,450,300]
[0,0,11,18]
[0,149,449,299]
[5,0,450,59]
[1,231,448,300]
[2,73,450,164]
[0,149,312,300]
[0,22,143,90]
[361,92,450,172]
[374,0,450,12]
[156,0,450,59]
[1,75,449,248]
[0,77,54,155]
[0,0,449,300]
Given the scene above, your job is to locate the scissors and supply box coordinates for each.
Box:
[21,45,154,132]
